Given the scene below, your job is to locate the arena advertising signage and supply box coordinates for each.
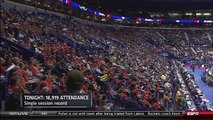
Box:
[58,0,212,24]
[173,19,201,23]
[99,12,106,17]
[62,0,72,5]
[112,15,129,20]
[204,20,213,23]
[71,1,79,8]
[79,5,88,11]
[136,18,163,23]
[87,8,94,13]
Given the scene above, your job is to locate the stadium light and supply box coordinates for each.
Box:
[196,13,202,16]
[203,13,211,16]
[185,13,193,16]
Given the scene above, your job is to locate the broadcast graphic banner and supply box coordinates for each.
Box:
[21,94,92,108]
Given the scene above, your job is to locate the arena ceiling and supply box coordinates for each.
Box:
[74,0,213,12]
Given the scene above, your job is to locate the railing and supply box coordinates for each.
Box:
[173,60,197,111]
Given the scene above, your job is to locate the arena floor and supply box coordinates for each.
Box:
[185,67,213,106]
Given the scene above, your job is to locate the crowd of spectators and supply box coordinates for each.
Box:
[202,66,213,87]
[0,6,212,112]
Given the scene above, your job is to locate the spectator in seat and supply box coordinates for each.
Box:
[153,99,162,111]
[39,74,52,91]
[12,67,28,93]
[19,62,29,82]
[37,82,47,94]
[0,58,6,75]
[200,101,208,110]
[28,60,39,76]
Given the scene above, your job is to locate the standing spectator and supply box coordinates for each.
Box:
[180,95,187,110]
[191,63,195,72]
[5,77,23,111]
[66,70,85,93]
[163,93,170,110]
